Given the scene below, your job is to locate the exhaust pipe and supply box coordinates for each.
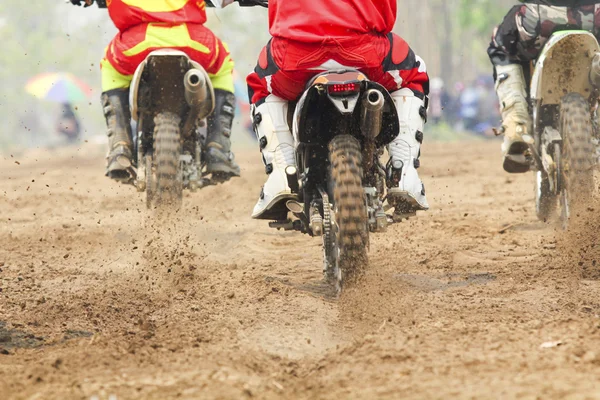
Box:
[182,69,211,136]
[184,69,208,106]
[361,89,384,139]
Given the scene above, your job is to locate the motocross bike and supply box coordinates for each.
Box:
[135,0,267,209]
[129,50,216,210]
[527,30,600,228]
[69,0,267,210]
[269,71,400,292]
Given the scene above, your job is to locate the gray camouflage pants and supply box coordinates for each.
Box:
[488,4,600,71]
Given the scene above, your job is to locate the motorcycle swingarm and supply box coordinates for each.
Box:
[538,126,563,193]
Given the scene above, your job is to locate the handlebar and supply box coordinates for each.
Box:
[68,0,265,8]
[206,0,268,8]
[64,0,107,8]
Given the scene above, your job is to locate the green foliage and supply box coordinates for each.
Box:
[457,0,511,35]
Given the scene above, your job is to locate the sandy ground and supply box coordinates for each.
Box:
[1,140,600,399]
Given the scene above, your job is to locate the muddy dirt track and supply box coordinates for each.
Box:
[2,141,600,399]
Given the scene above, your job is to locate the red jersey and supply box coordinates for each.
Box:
[268,0,396,43]
[107,0,207,32]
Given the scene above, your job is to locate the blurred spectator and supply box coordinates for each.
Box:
[444,76,501,136]
[446,81,464,127]
[475,75,500,136]
[429,77,450,125]
[56,103,81,143]
[459,82,480,132]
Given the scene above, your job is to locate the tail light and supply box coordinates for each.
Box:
[327,82,361,96]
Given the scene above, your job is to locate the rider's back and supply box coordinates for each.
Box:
[269,0,396,43]
[107,0,207,32]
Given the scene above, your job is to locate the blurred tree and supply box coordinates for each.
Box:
[205,6,270,78]
[458,0,512,36]
[0,0,111,148]
[398,0,515,86]
[0,0,518,150]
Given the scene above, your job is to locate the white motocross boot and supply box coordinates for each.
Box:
[387,88,429,217]
[251,95,298,220]
[495,64,532,173]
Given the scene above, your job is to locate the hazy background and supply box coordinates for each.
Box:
[0,0,514,152]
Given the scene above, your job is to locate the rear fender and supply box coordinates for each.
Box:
[327,93,360,115]
[129,58,148,122]
[292,81,399,147]
[130,50,214,121]
[292,87,313,145]
[294,71,366,141]
[531,31,600,105]
[292,85,344,145]
[314,71,366,115]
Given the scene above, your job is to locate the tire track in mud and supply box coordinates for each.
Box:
[1,141,600,399]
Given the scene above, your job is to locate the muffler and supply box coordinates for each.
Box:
[184,69,208,106]
[182,69,212,136]
[360,89,384,139]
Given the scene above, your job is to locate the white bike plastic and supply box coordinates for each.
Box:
[531,31,600,106]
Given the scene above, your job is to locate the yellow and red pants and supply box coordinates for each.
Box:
[101,22,234,93]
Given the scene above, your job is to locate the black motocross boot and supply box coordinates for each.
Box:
[205,89,241,181]
[101,89,134,182]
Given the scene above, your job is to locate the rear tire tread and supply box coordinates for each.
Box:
[152,112,182,209]
[329,135,369,287]
[559,93,594,224]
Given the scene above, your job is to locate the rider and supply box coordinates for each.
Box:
[488,0,600,173]
[241,0,430,220]
[70,0,240,182]
[56,103,81,143]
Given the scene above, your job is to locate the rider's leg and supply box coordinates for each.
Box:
[246,39,315,220]
[387,88,429,214]
[204,39,240,180]
[493,62,532,173]
[372,33,430,215]
[487,5,579,173]
[249,95,297,220]
[488,6,533,173]
[100,58,134,182]
[205,89,240,179]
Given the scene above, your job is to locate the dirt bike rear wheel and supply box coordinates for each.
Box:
[558,93,594,228]
[149,112,183,210]
[327,135,369,291]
